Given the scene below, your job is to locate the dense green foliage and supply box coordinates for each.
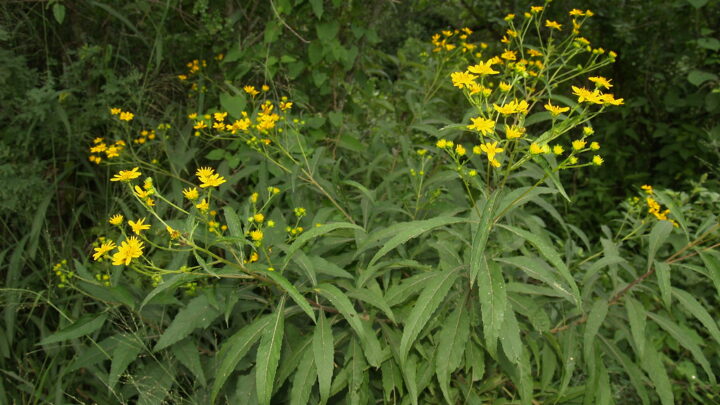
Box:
[1,1,719,404]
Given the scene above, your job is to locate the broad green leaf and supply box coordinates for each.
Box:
[136,362,175,405]
[399,268,458,365]
[290,350,316,405]
[309,0,323,18]
[688,69,717,86]
[211,315,273,403]
[625,296,646,360]
[381,358,403,402]
[39,313,107,345]
[647,220,673,271]
[367,216,464,270]
[498,224,580,307]
[348,287,396,323]
[583,299,608,363]
[154,294,221,351]
[348,337,368,404]
[108,334,143,389]
[436,299,470,404]
[477,258,506,357]
[641,348,673,405]
[316,283,383,367]
[495,256,575,304]
[673,287,720,347]
[256,297,286,405]
[385,271,437,307]
[701,252,720,297]
[655,261,672,308]
[284,222,364,267]
[220,92,247,118]
[647,312,715,383]
[500,307,522,364]
[261,269,315,322]
[469,192,498,287]
[313,312,334,404]
[223,206,245,252]
[171,338,206,386]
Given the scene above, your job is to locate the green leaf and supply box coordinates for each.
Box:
[469,192,498,287]
[154,294,221,351]
[672,288,720,348]
[309,0,324,18]
[206,148,225,160]
[399,268,458,365]
[290,349,316,405]
[697,37,720,51]
[108,334,143,389]
[401,355,418,405]
[641,348,673,405]
[495,256,575,305]
[316,22,339,42]
[316,284,383,367]
[500,307,522,364]
[477,257,506,357]
[52,4,66,24]
[687,0,708,8]
[601,336,650,405]
[647,312,715,383]
[223,206,245,252]
[688,69,718,86]
[211,315,273,403]
[498,224,580,307]
[385,271,437,307]
[256,297,286,405]
[348,337,368,404]
[313,311,334,404]
[655,261,672,308]
[220,92,247,118]
[436,299,470,403]
[262,269,315,322]
[647,221,673,271]
[284,222,364,267]
[140,273,204,309]
[583,299,608,363]
[171,339,206,386]
[348,287,396,323]
[39,313,107,345]
[625,297,646,360]
[367,216,464,272]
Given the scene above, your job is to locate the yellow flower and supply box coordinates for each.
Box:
[267,220,276,228]
[193,121,207,130]
[531,6,544,13]
[244,85,260,96]
[261,84,270,92]
[553,145,564,155]
[572,140,587,150]
[501,49,517,61]
[583,127,595,136]
[529,143,544,154]
[134,185,153,199]
[572,86,603,104]
[544,102,570,116]
[589,76,613,89]
[183,187,199,200]
[250,230,264,241]
[590,142,600,150]
[493,99,529,115]
[253,213,265,223]
[467,61,499,75]
[504,13,515,21]
[196,198,209,212]
[111,236,144,266]
[480,141,504,162]
[455,144,466,156]
[196,167,215,180]
[199,173,226,188]
[109,214,124,226]
[436,139,448,148]
[110,108,121,115]
[166,226,181,240]
[249,252,259,263]
[569,9,585,16]
[545,20,562,30]
[528,49,542,58]
[214,112,227,122]
[467,117,495,135]
[93,240,116,261]
[250,192,259,203]
[128,218,151,235]
[451,71,477,89]
[592,155,604,166]
[641,185,654,194]
[279,101,293,111]
[498,82,512,92]
[600,93,624,105]
[110,167,142,182]
[505,125,526,140]
[119,111,134,121]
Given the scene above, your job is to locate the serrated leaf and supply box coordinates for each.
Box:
[211,315,273,403]
[500,307,522,364]
[385,271,437,307]
[108,334,143,389]
[401,355,418,405]
[648,221,673,271]
[498,224,580,307]
[477,257,506,357]
[223,206,245,252]
[399,268,458,365]
[290,349,316,405]
[39,313,107,345]
[601,336,650,405]
[348,287,395,323]
[313,312,334,404]
[495,256,575,305]
[154,294,221,351]
[469,193,498,287]
[641,348,673,405]
[348,337,367,404]
[647,312,715,383]
[316,283,383,367]
[625,296,646,360]
[673,287,720,347]
[583,299,608,363]
[256,297,286,405]
[436,300,470,403]
[172,339,206,386]
[366,216,464,271]
[655,260,672,308]
[261,269,315,322]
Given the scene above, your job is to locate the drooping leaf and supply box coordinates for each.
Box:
[672,287,720,347]
[477,258,506,357]
[171,338,206,386]
[641,348,674,405]
[256,297,286,405]
[436,298,470,403]
[108,334,144,389]
[154,294,221,351]
[39,313,108,345]
[495,256,575,305]
[261,269,315,322]
[583,299,608,363]
[313,311,334,404]
[654,260,672,308]
[647,221,673,271]
[625,296,647,360]
[500,306,522,364]
[290,347,316,405]
[469,192,498,287]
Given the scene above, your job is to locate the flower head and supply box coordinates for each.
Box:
[250,230,264,241]
[110,167,142,182]
[545,20,562,30]
[111,236,144,266]
[589,76,613,89]
[196,198,209,212]
[572,140,587,150]
[451,71,477,89]
[505,125,525,139]
[199,173,226,188]
[544,102,570,116]
[467,61,499,75]
[592,155,604,166]
[467,117,495,135]
[128,218,151,235]
[480,141,504,162]
[183,187,199,200]
[119,111,134,121]
[93,240,117,261]
[109,214,124,226]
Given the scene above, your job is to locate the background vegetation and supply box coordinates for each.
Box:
[1,0,719,404]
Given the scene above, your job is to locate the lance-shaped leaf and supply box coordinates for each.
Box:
[256,297,286,405]
[478,257,506,357]
[436,299,470,403]
[469,192,498,287]
[154,294,221,351]
[262,269,316,322]
[39,313,108,345]
[583,299,608,363]
[313,311,334,404]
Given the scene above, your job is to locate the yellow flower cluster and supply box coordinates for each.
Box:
[642,185,679,226]
[196,166,226,188]
[430,27,480,54]
[88,137,126,164]
[111,107,134,121]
